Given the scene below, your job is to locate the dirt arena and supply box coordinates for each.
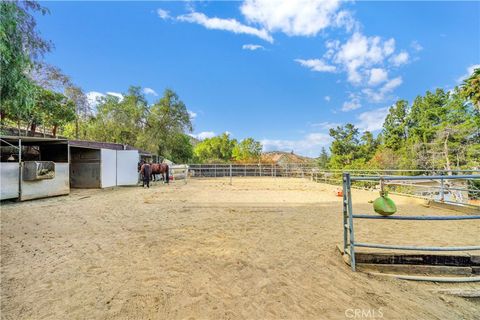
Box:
[1,177,479,319]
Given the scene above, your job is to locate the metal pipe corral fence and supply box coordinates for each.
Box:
[181,164,479,272]
[186,163,479,207]
[342,172,480,272]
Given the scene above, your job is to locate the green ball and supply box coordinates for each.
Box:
[373,195,397,216]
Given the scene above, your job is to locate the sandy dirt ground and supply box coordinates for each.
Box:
[1,177,479,319]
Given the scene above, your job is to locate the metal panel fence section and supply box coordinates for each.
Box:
[342,173,480,272]
[187,164,480,206]
[188,163,307,178]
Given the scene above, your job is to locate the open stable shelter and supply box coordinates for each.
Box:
[69,140,148,188]
[1,136,151,201]
[0,136,70,201]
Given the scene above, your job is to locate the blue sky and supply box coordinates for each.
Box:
[36,1,479,157]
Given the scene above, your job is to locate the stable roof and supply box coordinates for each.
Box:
[0,136,68,146]
[69,140,151,156]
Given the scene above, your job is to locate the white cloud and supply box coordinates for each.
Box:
[310,121,340,129]
[106,92,124,101]
[188,110,197,119]
[390,51,409,66]
[242,44,265,51]
[241,0,342,37]
[86,91,105,109]
[190,131,216,140]
[143,87,158,96]
[157,8,170,20]
[87,91,125,108]
[341,99,361,112]
[324,96,331,102]
[368,68,388,86]
[177,12,273,43]
[356,107,389,132]
[295,59,336,72]
[363,76,402,102]
[334,10,359,33]
[382,76,402,92]
[333,32,396,85]
[411,40,423,52]
[261,132,333,157]
[457,64,480,83]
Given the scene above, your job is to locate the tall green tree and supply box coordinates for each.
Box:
[382,100,408,150]
[430,88,480,170]
[143,89,192,157]
[358,131,378,161]
[89,87,147,146]
[0,1,51,128]
[162,133,193,163]
[193,133,237,162]
[317,147,329,169]
[408,89,449,144]
[328,124,360,168]
[460,67,480,111]
[31,63,89,137]
[232,138,262,162]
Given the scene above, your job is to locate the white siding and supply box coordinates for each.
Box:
[20,163,70,201]
[1,163,19,200]
[116,150,139,186]
[101,149,116,188]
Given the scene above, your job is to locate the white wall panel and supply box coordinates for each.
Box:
[20,163,70,200]
[116,150,139,186]
[101,149,116,188]
[1,163,19,200]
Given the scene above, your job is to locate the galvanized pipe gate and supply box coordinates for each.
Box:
[342,172,480,272]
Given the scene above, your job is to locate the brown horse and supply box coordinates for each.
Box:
[151,163,169,183]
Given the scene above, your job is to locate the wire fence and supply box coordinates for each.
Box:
[185,163,480,207]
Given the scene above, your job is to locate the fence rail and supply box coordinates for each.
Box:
[342,173,480,272]
[186,163,480,207]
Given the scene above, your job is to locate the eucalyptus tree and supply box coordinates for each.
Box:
[0,1,51,130]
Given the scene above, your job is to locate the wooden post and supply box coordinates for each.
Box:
[229,164,232,185]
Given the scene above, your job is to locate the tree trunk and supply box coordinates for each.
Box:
[30,122,37,135]
[443,131,451,175]
[75,117,79,139]
[52,125,58,137]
